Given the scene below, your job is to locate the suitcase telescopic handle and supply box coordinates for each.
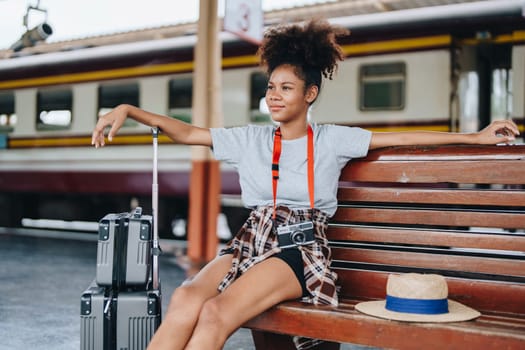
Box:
[152,127,160,290]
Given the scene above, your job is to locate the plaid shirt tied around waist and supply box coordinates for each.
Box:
[217,205,338,350]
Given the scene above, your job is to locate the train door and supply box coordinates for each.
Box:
[455,42,514,133]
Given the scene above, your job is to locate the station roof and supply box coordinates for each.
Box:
[0,0,514,58]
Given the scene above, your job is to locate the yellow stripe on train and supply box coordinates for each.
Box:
[365,124,451,132]
[9,134,174,148]
[342,35,451,56]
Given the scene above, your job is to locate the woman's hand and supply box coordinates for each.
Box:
[91,104,129,148]
[474,119,520,145]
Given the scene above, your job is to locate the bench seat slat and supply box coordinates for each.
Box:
[245,300,525,350]
[328,226,525,251]
[332,207,525,229]
[337,187,525,207]
[479,314,525,328]
[331,247,525,278]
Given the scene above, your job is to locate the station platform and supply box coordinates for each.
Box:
[0,230,253,350]
[0,230,369,350]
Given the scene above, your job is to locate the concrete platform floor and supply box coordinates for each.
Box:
[0,231,372,350]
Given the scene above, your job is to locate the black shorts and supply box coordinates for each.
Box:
[273,248,308,297]
[220,247,308,297]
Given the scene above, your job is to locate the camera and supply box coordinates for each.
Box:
[277,221,315,249]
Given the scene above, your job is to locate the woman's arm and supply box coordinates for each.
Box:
[369,119,520,150]
[91,104,212,148]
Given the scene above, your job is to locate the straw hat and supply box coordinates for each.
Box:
[355,273,481,322]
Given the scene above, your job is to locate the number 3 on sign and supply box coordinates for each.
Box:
[224,0,263,44]
[237,2,249,32]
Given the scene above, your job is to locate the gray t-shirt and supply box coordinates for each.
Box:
[210,123,371,217]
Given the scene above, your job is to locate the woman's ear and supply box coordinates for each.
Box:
[306,85,319,104]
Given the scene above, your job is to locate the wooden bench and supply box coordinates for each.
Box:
[243,144,525,350]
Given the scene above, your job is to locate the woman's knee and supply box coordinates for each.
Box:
[198,298,229,331]
[165,284,203,320]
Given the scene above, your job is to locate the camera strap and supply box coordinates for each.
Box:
[272,124,314,220]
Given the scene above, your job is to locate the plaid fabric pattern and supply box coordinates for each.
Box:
[217,205,338,349]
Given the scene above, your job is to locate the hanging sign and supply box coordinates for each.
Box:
[224,0,263,44]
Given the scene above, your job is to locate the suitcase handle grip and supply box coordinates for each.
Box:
[133,207,143,218]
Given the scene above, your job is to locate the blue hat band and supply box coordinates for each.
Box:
[385,294,449,315]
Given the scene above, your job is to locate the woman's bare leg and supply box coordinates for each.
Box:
[185,256,303,350]
[147,254,234,350]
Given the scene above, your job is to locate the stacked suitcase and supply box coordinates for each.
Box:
[81,128,162,350]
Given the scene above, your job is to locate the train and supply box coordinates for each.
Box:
[0,0,524,239]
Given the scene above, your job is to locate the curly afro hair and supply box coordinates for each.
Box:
[257,18,349,88]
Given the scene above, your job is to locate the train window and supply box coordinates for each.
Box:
[98,83,139,127]
[37,89,72,130]
[250,72,270,123]
[168,78,192,123]
[359,62,405,111]
[0,91,16,132]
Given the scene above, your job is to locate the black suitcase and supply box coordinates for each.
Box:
[81,128,162,350]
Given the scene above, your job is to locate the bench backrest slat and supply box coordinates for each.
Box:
[333,207,525,229]
[329,226,525,251]
[341,145,525,185]
[331,247,525,278]
[344,160,525,184]
[338,187,525,207]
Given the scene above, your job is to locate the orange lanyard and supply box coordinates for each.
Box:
[272,124,314,219]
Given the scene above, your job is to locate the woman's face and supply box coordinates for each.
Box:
[265,64,317,124]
